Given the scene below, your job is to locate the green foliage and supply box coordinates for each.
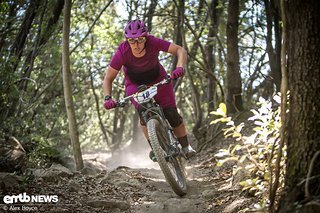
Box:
[211,94,286,208]
[27,136,62,168]
[0,56,20,137]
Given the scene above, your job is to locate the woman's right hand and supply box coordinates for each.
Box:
[104,97,117,110]
[171,67,184,79]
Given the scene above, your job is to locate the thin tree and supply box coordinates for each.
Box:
[226,0,243,114]
[206,0,221,113]
[263,0,282,96]
[62,0,84,170]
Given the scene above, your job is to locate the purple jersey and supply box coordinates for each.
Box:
[110,35,171,85]
[109,35,176,109]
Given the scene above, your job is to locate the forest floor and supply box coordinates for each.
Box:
[0,128,259,213]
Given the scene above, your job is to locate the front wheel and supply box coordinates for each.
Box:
[147,118,187,196]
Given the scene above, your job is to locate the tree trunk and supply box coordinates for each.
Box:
[263,0,282,95]
[19,0,64,92]
[111,87,121,148]
[278,1,320,212]
[89,67,110,146]
[226,0,243,114]
[62,0,83,171]
[10,0,41,72]
[111,106,127,153]
[145,0,157,33]
[171,0,185,93]
[206,0,220,113]
[0,1,18,53]
[183,2,206,139]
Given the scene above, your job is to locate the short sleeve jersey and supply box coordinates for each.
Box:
[109,35,171,85]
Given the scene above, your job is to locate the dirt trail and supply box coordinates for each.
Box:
[114,144,254,213]
[0,136,256,213]
[79,135,255,212]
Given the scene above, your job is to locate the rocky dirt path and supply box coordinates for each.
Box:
[0,136,256,213]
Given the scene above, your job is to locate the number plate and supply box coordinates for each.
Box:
[134,86,158,104]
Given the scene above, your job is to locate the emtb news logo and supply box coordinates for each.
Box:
[3,192,59,204]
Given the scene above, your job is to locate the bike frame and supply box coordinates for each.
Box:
[116,77,183,159]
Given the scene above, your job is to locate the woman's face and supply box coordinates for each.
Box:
[127,37,147,55]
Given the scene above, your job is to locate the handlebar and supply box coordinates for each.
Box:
[116,75,171,108]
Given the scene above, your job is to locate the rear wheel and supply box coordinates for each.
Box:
[147,118,187,196]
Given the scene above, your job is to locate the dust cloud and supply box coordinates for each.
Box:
[82,131,160,171]
[106,131,160,170]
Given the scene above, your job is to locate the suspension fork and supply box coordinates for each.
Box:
[155,107,180,152]
[142,104,181,158]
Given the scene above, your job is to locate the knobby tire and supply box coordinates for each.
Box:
[147,118,187,196]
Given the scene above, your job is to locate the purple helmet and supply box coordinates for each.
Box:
[124,20,148,38]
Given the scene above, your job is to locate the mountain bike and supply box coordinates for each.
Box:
[116,76,187,196]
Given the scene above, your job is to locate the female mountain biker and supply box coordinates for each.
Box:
[103,20,196,160]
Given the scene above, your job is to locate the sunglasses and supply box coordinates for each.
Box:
[127,37,147,44]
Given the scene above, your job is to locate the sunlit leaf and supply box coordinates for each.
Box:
[231,145,241,154]
[235,123,244,132]
[226,120,234,126]
[210,118,224,124]
[240,181,248,187]
[254,121,264,126]
[215,149,230,158]
[210,111,224,116]
[273,95,281,104]
[233,132,242,139]
[222,117,232,123]
[224,132,234,138]
[239,155,247,163]
[219,103,227,115]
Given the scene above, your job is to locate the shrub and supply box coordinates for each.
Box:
[27,136,62,168]
[211,94,286,209]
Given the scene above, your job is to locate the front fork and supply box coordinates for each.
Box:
[142,103,186,160]
[166,126,188,160]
